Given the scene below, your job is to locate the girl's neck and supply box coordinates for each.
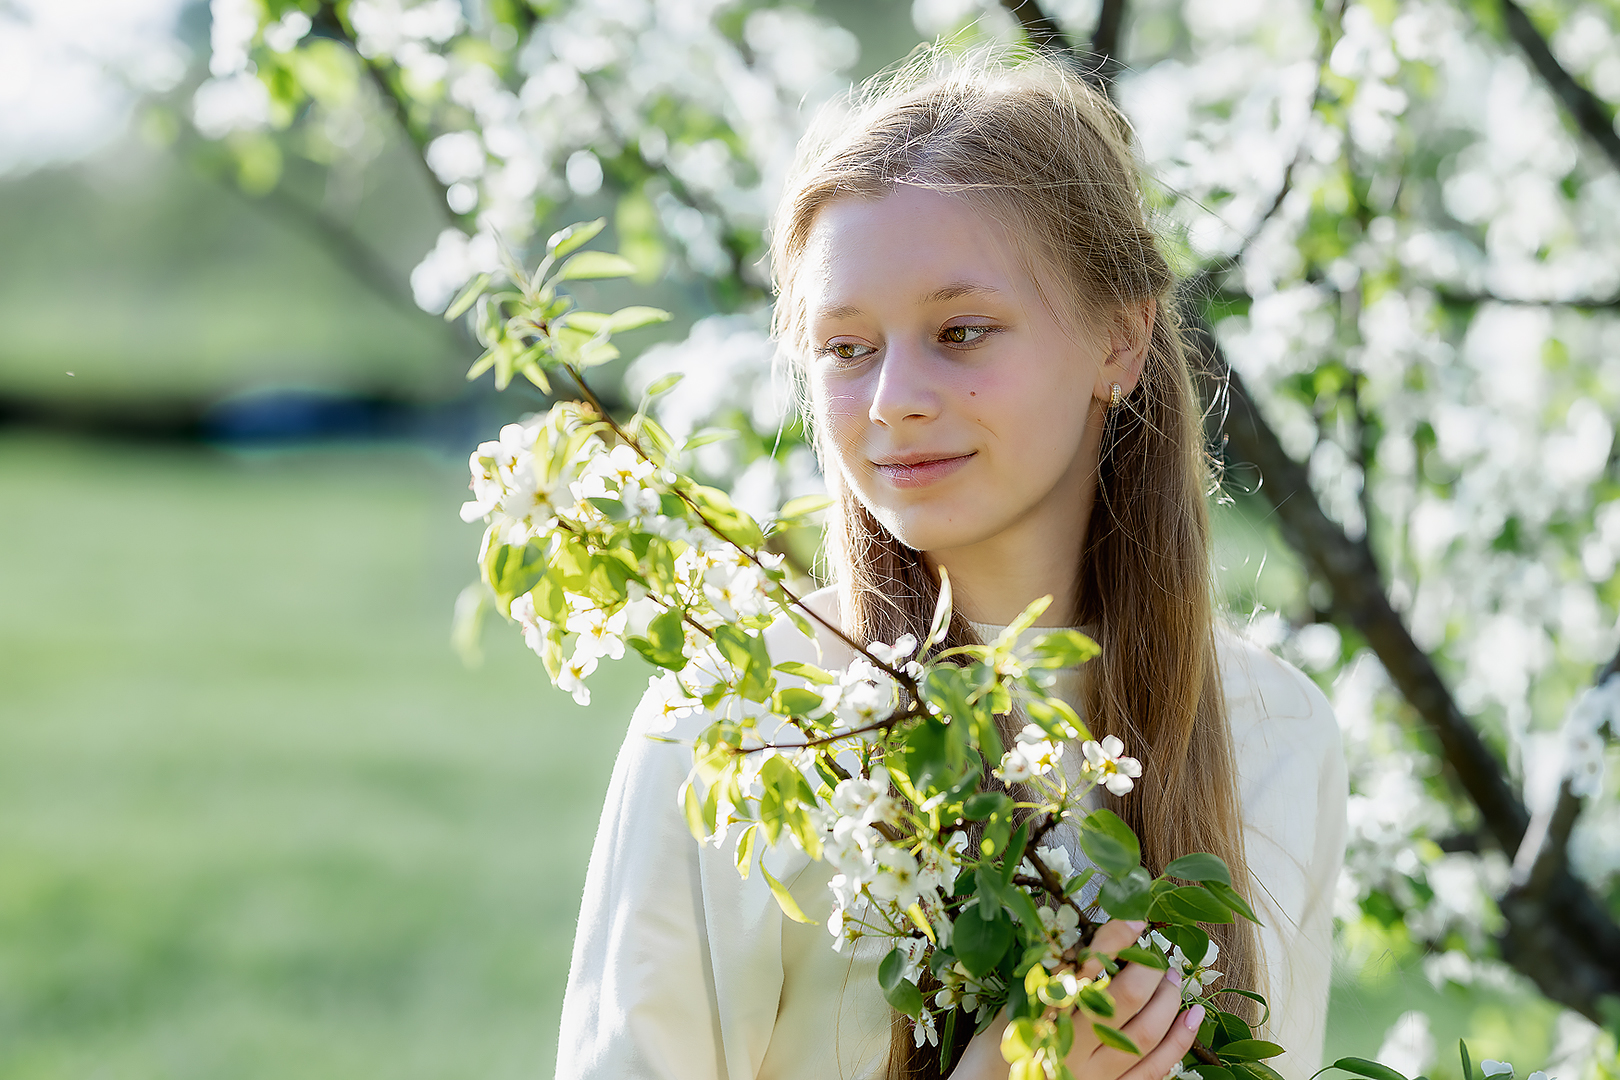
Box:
[924,522,1085,627]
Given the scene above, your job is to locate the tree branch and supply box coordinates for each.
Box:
[999,0,1128,94]
[1209,283,1620,312]
[1498,0,1620,176]
[1191,317,1620,1020]
[1088,0,1127,86]
[1000,0,1073,53]
[1196,325,1530,850]
[1435,286,1620,311]
[309,2,474,234]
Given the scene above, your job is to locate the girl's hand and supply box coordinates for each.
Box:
[947,919,1206,1080]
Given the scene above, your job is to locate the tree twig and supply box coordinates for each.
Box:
[561,362,918,691]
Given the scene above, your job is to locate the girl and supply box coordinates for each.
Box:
[557,47,1346,1080]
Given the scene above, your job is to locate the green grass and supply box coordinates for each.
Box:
[0,433,643,1079]
[0,432,1572,1078]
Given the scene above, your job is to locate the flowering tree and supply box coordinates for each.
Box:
[173,0,1620,1072]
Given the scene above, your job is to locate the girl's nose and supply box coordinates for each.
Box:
[867,340,940,427]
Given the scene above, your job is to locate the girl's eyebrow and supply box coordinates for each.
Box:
[922,281,1000,304]
[815,281,1002,323]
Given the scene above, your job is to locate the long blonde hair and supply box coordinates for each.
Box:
[769,47,1258,1079]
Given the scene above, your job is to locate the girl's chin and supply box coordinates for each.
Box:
[872,506,1003,554]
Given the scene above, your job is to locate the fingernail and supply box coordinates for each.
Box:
[1125,920,1148,933]
[1166,967,1184,987]
[1182,1005,1206,1031]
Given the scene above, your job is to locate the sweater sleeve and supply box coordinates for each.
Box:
[555,685,791,1080]
[1218,635,1349,1080]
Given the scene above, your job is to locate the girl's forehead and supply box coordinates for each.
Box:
[801,189,1032,306]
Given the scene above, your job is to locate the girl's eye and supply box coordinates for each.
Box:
[940,324,996,346]
[818,341,875,362]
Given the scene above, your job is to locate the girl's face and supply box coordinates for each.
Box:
[802,186,1131,563]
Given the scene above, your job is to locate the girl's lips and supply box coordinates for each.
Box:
[872,453,975,488]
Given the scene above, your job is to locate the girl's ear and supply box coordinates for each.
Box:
[1096,299,1155,400]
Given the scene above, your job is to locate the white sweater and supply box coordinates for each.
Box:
[556,602,1347,1080]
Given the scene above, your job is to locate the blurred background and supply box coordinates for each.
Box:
[2,0,1618,1077]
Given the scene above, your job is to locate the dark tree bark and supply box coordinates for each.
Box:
[1499,0,1620,175]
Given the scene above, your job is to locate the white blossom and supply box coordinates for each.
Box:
[509,591,546,657]
[1082,735,1144,796]
[869,845,922,908]
[567,602,627,662]
[868,634,918,666]
[822,659,899,730]
[832,767,900,827]
[1021,842,1076,885]
[1038,904,1082,950]
[556,651,597,707]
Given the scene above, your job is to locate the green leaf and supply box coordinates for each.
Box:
[879,947,926,1017]
[1206,880,1260,924]
[1192,1066,1236,1080]
[997,874,1045,931]
[777,494,834,522]
[642,372,684,400]
[973,866,1004,918]
[682,427,737,451]
[998,594,1052,645]
[533,575,568,623]
[686,484,766,549]
[1077,983,1116,1018]
[903,715,955,796]
[558,310,612,333]
[1218,1041,1285,1063]
[773,660,835,684]
[1231,1063,1287,1080]
[1165,853,1233,886]
[1459,1041,1474,1080]
[1216,1009,1253,1046]
[547,218,606,259]
[1002,821,1030,886]
[924,567,953,650]
[1332,1059,1413,1080]
[713,624,772,702]
[680,779,706,841]
[605,304,671,331]
[445,272,490,320]
[1212,989,1271,1027]
[557,250,637,280]
[1114,945,1168,970]
[1099,866,1154,921]
[483,542,547,610]
[953,903,1014,978]
[1164,924,1210,970]
[1091,1023,1140,1056]
[631,605,686,670]
[1079,809,1141,876]
[1027,629,1100,668]
[734,823,757,880]
[963,791,1011,821]
[1150,885,1234,925]
[760,863,815,925]
[773,686,825,716]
